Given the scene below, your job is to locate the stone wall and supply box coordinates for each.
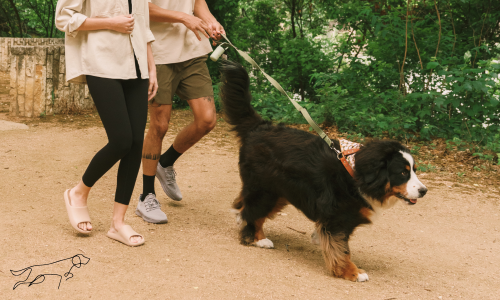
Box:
[0,38,94,117]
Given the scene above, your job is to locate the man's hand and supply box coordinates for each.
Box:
[206,20,225,45]
[108,15,135,34]
[182,14,211,41]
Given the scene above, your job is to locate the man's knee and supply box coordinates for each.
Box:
[148,104,172,139]
[195,112,216,134]
[149,121,169,139]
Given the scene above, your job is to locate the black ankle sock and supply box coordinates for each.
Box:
[159,145,183,168]
[141,174,155,201]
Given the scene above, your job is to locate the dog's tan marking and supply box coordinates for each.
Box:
[266,197,289,219]
[405,165,411,171]
[359,207,373,223]
[317,224,362,281]
[391,182,408,196]
[254,218,267,241]
[383,182,409,201]
[252,198,289,242]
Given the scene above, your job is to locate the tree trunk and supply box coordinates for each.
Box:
[290,0,297,38]
[0,4,16,36]
[6,0,23,37]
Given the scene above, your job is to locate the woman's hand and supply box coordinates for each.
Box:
[108,15,135,34]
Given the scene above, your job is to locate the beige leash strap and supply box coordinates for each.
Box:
[219,34,333,148]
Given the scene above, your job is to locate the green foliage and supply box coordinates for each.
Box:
[3,0,500,160]
[417,162,436,173]
[0,0,61,37]
[308,0,500,148]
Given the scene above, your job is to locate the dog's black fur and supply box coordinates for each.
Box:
[219,60,426,281]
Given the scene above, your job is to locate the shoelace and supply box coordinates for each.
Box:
[144,196,161,212]
[165,168,177,183]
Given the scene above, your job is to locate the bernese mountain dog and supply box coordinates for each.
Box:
[219,61,428,282]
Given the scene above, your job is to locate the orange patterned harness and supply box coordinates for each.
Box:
[338,139,362,178]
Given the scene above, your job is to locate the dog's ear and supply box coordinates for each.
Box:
[357,159,389,200]
[363,161,385,184]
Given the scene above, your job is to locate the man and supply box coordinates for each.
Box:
[135,0,225,223]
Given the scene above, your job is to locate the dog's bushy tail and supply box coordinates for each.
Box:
[219,60,263,139]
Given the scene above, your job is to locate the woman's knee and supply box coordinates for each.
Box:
[109,137,133,158]
[131,135,145,152]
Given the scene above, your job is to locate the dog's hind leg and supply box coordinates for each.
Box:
[317,224,369,282]
[239,191,283,249]
[230,193,245,226]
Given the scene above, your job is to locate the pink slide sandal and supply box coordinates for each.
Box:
[64,189,91,234]
[106,225,145,247]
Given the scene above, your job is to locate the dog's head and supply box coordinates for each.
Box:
[354,140,427,208]
[72,254,90,266]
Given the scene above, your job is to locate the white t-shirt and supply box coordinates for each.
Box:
[150,0,213,64]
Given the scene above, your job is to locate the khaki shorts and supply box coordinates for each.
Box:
[150,55,214,105]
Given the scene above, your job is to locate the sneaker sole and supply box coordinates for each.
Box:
[135,209,168,224]
[156,165,183,201]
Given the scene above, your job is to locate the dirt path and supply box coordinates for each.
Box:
[1,111,499,299]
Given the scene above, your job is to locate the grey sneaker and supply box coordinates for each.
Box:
[156,163,183,201]
[135,193,168,224]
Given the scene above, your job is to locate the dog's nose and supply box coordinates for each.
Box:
[418,187,428,197]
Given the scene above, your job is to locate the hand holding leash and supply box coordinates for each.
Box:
[206,20,225,44]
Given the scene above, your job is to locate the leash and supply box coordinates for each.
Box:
[211,34,359,178]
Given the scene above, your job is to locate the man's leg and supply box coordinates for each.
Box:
[155,96,216,200]
[156,54,216,200]
[134,103,172,224]
[142,104,173,177]
[173,95,216,153]
[158,95,216,168]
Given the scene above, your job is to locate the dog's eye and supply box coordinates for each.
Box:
[401,171,408,176]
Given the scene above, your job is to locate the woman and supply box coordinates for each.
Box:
[55,0,157,246]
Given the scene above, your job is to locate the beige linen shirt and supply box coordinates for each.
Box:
[56,0,155,84]
[150,0,212,65]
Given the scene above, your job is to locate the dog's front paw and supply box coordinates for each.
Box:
[356,272,369,282]
[254,238,274,249]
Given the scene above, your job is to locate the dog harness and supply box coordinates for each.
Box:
[338,139,362,178]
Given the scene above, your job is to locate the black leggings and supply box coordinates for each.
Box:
[82,75,149,205]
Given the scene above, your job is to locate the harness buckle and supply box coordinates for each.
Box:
[330,144,342,159]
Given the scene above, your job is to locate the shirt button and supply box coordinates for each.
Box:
[131,34,134,37]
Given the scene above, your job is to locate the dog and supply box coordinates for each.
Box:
[219,61,428,282]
